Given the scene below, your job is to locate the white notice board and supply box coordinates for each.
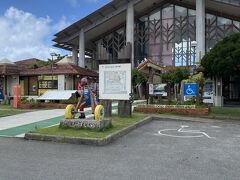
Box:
[99,63,131,100]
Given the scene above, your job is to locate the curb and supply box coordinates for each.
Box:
[24,116,153,146]
[24,114,231,146]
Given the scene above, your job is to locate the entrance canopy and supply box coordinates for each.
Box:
[37,90,77,100]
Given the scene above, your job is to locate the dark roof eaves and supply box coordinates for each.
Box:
[54,0,121,37]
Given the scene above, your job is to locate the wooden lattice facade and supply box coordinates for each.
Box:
[94,3,240,67]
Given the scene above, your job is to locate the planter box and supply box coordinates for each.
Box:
[134,105,209,116]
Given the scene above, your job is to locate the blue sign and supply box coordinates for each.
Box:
[184,83,197,97]
[0,89,4,101]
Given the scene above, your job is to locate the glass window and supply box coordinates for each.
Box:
[233,21,240,28]
[149,9,161,21]
[233,21,240,33]
[116,28,123,34]
[175,6,187,18]
[188,9,196,17]
[139,15,148,22]
[162,5,174,33]
[162,5,173,20]
[133,3,240,67]
[206,14,216,23]
[217,17,232,26]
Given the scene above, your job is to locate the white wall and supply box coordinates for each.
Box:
[58,75,74,90]
[58,75,65,90]
[65,75,73,90]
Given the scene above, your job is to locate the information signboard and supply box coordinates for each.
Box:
[149,84,167,96]
[99,64,131,100]
[203,81,214,104]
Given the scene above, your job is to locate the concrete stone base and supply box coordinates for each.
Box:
[214,96,223,107]
[59,119,112,130]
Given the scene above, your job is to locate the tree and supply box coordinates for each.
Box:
[201,33,240,78]
[162,67,190,86]
[162,67,190,101]
[132,68,148,86]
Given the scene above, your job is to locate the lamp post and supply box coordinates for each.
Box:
[50,52,57,89]
[191,41,197,65]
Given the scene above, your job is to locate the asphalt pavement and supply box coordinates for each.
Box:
[0,118,240,180]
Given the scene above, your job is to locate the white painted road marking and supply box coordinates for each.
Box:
[211,126,221,128]
[156,125,215,139]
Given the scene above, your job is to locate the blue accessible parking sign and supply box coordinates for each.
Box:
[0,89,4,101]
[184,83,197,97]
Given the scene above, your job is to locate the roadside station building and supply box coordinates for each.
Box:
[53,0,240,106]
[0,59,19,100]
[0,58,98,98]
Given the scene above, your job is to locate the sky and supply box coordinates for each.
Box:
[0,0,111,61]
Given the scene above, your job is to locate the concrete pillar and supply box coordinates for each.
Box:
[126,1,135,68]
[72,46,78,65]
[79,29,85,68]
[196,0,205,62]
[58,75,65,90]
[214,77,223,107]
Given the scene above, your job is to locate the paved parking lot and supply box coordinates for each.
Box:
[0,118,240,180]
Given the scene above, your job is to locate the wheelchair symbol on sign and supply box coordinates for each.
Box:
[186,85,194,95]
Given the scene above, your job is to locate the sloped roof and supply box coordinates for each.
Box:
[0,58,19,75]
[20,64,98,77]
[0,64,19,75]
[0,58,15,65]
[15,58,46,71]
[137,58,163,72]
[57,56,75,65]
[15,58,45,65]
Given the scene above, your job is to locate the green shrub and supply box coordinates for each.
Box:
[201,32,240,78]
[132,68,148,86]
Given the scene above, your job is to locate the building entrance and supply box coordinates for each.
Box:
[0,77,4,101]
[223,76,240,105]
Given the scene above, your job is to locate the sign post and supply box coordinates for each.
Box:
[203,81,214,104]
[183,83,197,102]
[99,63,132,117]
[13,85,21,108]
[0,89,4,102]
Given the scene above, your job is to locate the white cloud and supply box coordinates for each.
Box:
[66,0,99,7]
[53,16,71,32]
[67,0,78,7]
[86,0,99,2]
[0,7,70,61]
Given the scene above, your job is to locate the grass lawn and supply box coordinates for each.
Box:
[32,113,147,139]
[0,105,32,117]
[207,107,240,119]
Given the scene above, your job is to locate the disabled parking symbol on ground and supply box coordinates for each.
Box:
[155,125,215,139]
